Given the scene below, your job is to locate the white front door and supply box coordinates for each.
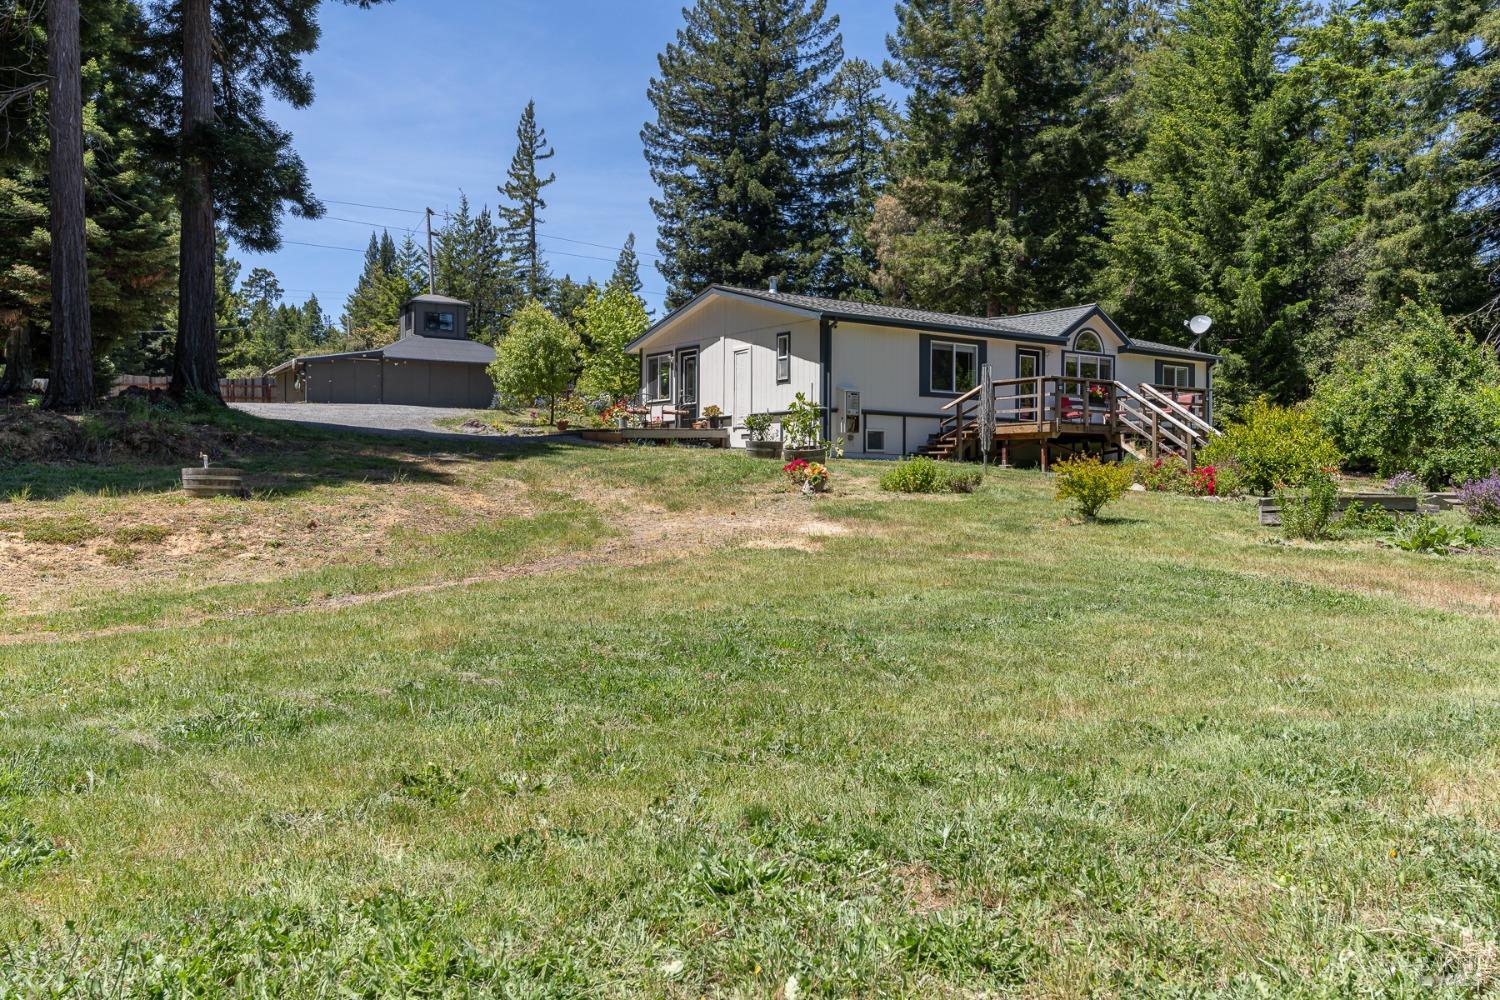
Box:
[732,349,751,425]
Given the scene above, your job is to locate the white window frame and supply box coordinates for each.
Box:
[929,340,980,395]
[775,332,791,384]
[1063,353,1114,382]
[1073,329,1104,353]
[645,353,673,402]
[1158,363,1192,388]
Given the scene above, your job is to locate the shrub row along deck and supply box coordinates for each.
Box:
[919,377,1216,468]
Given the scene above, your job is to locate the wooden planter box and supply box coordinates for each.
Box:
[783,446,828,464]
[1258,492,1418,527]
[745,440,781,459]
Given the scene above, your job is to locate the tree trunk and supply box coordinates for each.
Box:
[40,0,94,412]
[170,0,222,403]
[0,317,33,399]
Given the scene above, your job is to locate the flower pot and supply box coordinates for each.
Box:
[745,440,781,459]
[556,420,570,431]
[783,446,827,464]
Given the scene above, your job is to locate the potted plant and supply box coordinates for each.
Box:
[744,413,780,458]
[781,392,827,463]
[556,419,570,432]
[703,404,724,429]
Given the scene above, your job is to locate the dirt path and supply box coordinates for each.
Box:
[0,492,842,649]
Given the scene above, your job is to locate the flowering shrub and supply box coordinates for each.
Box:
[1457,472,1500,525]
[783,459,829,493]
[1387,472,1423,497]
[1198,399,1341,493]
[1054,455,1133,520]
[1136,457,1192,493]
[1134,457,1243,498]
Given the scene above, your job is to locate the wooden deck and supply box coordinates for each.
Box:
[922,377,1215,466]
[619,427,730,447]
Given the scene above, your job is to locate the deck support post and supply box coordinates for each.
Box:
[1041,444,1050,473]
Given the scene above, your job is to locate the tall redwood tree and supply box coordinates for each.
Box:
[41,0,94,411]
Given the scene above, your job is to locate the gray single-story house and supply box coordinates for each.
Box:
[268,295,495,408]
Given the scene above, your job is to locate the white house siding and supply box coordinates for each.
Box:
[1115,354,1210,391]
[636,296,820,441]
[829,321,1070,458]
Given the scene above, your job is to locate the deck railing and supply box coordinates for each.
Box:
[933,376,1212,462]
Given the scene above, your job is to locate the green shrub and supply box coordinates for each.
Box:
[782,392,823,448]
[1134,456,1193,492]
[1333,501,1396,533]
[1053,455,1133,520]
[1385,515,1483,554]
[880,456,980,494]
[1312,303,1500,489]
[743,413,773,442]
[1277,472,1339,541]
[1199,399,1341,494]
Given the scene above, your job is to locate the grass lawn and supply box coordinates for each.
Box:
[2,430,1500,996]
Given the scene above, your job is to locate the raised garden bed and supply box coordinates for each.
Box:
[1258,492,1418,527]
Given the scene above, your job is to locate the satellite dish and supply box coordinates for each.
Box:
[1186,315,1213,336]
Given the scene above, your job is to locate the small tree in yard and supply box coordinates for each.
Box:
[1054,455,1134,521]
[575,285,648,403]
[488,301,579,424]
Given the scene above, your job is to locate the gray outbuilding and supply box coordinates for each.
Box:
[267,295,496,408]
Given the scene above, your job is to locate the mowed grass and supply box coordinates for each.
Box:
[2,445,1500,996]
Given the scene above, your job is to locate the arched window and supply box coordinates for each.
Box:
[1074,329,1103,353]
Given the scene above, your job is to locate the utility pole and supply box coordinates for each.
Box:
[425,207,436,294]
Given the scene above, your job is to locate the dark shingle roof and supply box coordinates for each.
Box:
[279,335,495,371]
[715,286,1098,339]
[627,284,1219,360]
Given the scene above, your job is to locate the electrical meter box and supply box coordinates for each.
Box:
[842,389,861,436]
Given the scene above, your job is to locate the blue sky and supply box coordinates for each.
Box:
[244,0,899,321]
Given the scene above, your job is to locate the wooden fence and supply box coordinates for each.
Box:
[110,375,275,402]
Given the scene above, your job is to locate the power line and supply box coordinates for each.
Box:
[322,199,423,215]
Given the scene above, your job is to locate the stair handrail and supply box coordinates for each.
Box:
[1111,381,1201,443]
[940,380,988,411]
[1137,383,1218,439]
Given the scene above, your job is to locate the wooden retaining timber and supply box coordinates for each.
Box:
[1257,493,1419,527]
[182,467,246,498]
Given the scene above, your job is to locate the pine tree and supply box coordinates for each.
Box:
[610,233,644,298]
[499,101,555,301]
[876,0,1137,317]
[825,57,895,297]
[1097,0,1316,405]
[341,229,406,348]
[643,0,846,306]
[434,194,513,344]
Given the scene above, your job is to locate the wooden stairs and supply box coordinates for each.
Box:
[917,380,1218,465]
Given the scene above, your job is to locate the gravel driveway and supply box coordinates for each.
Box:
[231,402,515,442]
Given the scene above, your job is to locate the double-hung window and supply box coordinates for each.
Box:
[775,332,791,384]
[645,353,673,402]
[929,340,979,395]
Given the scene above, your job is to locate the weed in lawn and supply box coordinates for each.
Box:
[2,514,100,545]
[0,818,66,880]
[98,545,137,566]
[111,524,171,546]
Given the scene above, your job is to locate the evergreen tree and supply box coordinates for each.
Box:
[434,194,512,343]
[41,0,93,410]
[547,274,600,345]
[341,229,408,348]
[1096,0,1316,404]
[138,0,391,401]
[876,0,1137,317]
[643,0,846,306]
[825,57,895,297]
[610,233,644,298]
[499,100,555,301]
